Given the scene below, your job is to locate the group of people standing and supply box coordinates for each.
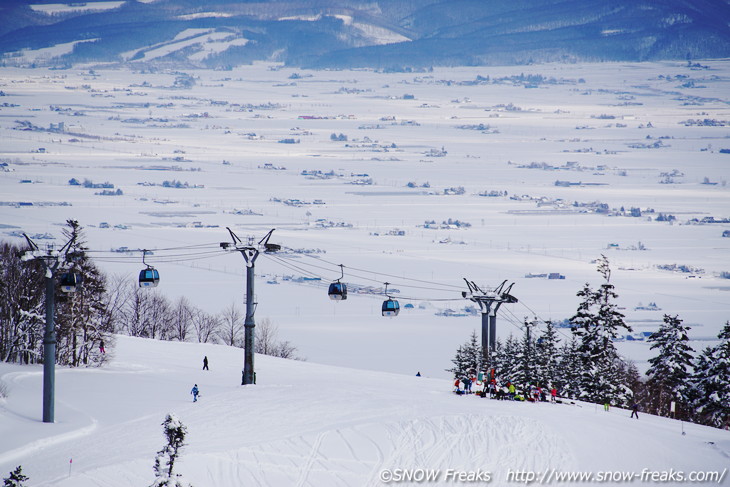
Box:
[454,375,558,403]
[453,374,642,419]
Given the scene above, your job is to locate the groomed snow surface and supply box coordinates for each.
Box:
[0,336,728,486]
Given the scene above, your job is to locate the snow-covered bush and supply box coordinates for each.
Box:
[151,413,192,487]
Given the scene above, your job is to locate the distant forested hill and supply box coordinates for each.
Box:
[1,0,729,68]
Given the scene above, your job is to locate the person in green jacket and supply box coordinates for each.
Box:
[508,382,516,400]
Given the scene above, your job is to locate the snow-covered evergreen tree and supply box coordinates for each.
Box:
[447,330,483,379]
[689,322,730,429]
[645,314,694,418]
[510,319,537,393]
[555,336,582,399]
[612,356,640,407]
[534,320,560,389]
[500,333,519,384]
[485,338,504,380]
[151,413,192,487]
[3,466,29,487]
[570,256,632,405]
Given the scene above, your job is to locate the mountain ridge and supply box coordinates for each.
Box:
[1,0,729,68]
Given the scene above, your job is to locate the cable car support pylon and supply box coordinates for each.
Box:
[221,227,280,385]
[462,279,518,365]
[20,232,82,423]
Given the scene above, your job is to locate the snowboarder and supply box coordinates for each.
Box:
[416,371,421,377]
[550,387,558,402]
[464,377,472,394]
[203,356,209,371]
[630,402,639,419]
[454,378,461,393]
[604,400,610,412]
[508,382,516,400]
[99,340,105,354]
[191,384,200,402]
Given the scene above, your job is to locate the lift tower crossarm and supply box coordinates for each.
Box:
[462,279,518,367]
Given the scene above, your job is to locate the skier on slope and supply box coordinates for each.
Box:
[191,384,200,402]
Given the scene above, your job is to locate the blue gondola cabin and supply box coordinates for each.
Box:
[382,298,400,317]
[139,268,160,288]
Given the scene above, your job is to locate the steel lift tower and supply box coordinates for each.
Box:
[462,279,518,365]
[221,228,279,385]
[21,233,81,423]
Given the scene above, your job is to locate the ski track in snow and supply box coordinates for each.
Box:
[0,368,100,468]
[172,415,574,486]
[38,413,576,486]
[707,441,730,460]
[0,418,98,467]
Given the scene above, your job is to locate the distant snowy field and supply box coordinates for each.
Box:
[0,60,729,380]
[0,335,728,486]
[29,2,126,15]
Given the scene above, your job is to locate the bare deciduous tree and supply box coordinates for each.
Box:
[123,285,150,338]
[218,302,243,347]
[170,297,194,342]
[255,318,302,360]
[122,285,174,340]
[191,309,220,344]
[101,274,131,334]
[0,241,44,364]
[147,292,174,340]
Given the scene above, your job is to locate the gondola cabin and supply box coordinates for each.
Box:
[382,298,400,317]
[328,281,347,301]
[139,267,160,288]
[59,273,79,293]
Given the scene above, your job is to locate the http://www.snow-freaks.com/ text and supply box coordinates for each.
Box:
[378,467,728,484]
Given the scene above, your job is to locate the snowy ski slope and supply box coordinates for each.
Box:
[0,335,728,486]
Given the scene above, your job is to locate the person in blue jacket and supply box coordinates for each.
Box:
[191,384,200,402]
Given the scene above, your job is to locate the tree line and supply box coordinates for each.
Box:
[449,255,729,430]
[0,221,300,369]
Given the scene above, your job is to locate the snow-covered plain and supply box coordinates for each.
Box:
[0,60,729,382]
[29,2,126,15]
[0,61,730,370]
[1,59,730,486]
[1,335,728,486]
